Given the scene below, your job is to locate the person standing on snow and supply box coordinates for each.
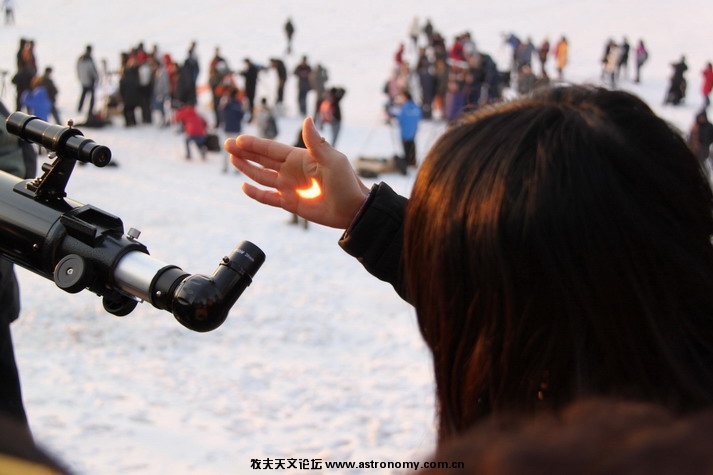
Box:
[318,87,346,147]
[634,39,649,84]
[270,58,288,111]
[391,91,423,169]
[240,58,263,123]
[219,87,245,173]
[284,18,295,55]
[554,36,568,80]
[20,75,52,122]
[664,56,688,106]
[616,37,630,80]
[294,55,312,117]
[688,110,713,167]
[538,37,550,75]
[701,62,713,109]
[40,67,61,124]
[76,45,99,117]
[175,103,209,160]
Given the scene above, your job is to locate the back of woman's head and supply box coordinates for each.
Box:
[404,85,713,441]
[419,399,713,475]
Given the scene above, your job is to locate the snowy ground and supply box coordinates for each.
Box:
[1,0,712,473]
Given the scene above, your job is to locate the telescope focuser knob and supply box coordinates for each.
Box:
[54,254,94,294]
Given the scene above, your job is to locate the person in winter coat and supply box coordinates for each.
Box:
[319,87,346,147]
[119,54,141,127]
[701,62,713,108]
[391,91,423,167]
[11,66,33,113]
[175,60,198,108]
[241,58,263,122]
[175,103,208,160]
[665,56,688,105]
[76,44,99,116]
[554,36,568,80]
[270,58,288,108]
[253,97,279,140]
[688,110,713,166]
[284,18,295,55]
[294,56,312,116]
[152,57,171,127]
[310,63,329,120]
[538,37,550,75]
[634,39,649,84]
[20,75,52,121]
[136,56,154,124]
[603,42,619,89]
[208,47,230,128]
[219,87,245,172]
[444,78,466,122]
[616,37,630,80]
[40,67,61,124]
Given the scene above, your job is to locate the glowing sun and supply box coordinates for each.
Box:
[296,178,322,199]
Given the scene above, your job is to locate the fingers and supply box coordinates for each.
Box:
[226,135,293,169]
[302,117,338,164]
[241,182,284,208]
[231,155,279,189]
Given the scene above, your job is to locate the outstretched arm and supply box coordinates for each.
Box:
[225,117,369,229]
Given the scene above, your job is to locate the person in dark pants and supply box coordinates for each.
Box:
[241,58,262,122]
[270,58,287,107]
[76,44,99,117]
[391,91,422,167]
[284,18,295,54]
[294,56,312,116]
[40,67,61,124]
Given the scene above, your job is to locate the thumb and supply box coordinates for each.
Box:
[302,116,334,164]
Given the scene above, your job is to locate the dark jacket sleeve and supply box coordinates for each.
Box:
[338,182,410,302]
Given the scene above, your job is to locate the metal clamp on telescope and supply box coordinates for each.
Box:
[1,112,265,332]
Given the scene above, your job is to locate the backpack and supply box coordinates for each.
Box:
[319,98,334,123]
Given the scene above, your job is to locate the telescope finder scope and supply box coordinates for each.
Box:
[6,112,111,167]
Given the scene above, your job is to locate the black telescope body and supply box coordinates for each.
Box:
[1,112,265,332]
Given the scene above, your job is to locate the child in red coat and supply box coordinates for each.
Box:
[175,104,208,160]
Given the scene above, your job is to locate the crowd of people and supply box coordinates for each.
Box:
[382,19,573,126]
[7,24,349,161]
[379,18,711,171]
[6,18,712,172]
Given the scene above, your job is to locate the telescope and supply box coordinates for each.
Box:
[1,112,265,332]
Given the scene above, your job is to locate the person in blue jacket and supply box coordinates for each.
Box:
[391,91,423,167]
[219,87,245,173]
[20,76,51,121]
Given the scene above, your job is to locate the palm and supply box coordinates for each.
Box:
[227,118,369,229]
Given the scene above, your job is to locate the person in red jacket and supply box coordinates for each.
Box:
[701,62,713,108]
[175,103,208,160]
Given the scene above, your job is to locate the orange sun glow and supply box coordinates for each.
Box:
[296,178,322,199]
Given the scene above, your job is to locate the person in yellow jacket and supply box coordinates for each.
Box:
[554,36,569,80]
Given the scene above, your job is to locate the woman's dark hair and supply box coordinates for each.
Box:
[404,85,713,442]
[419,398,713,475]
